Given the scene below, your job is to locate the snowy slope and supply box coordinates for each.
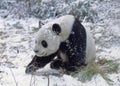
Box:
[0,0,120,86]
[0,18,120,86]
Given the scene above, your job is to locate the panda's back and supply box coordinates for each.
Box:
[59,18,87,66]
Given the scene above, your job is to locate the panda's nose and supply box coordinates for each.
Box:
[34,50,39,53]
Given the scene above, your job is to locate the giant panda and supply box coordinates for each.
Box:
[25,15,96,74]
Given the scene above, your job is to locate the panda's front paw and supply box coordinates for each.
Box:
[50,59,63,69]
[25,65,39,74]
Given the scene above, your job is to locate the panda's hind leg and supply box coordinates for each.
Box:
[63,62,77,72]
[50,54,63,69]
[50,57,77,72]
[50,59,63,69]
[50,60,78,75]
[50,53,77,72]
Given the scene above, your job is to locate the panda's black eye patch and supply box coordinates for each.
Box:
[41,40,48,48]
[52,23,61,35]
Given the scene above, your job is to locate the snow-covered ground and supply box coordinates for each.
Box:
[0,0,120,86]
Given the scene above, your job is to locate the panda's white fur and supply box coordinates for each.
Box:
[34,15,95,64]
[34,29,61,56]
[40,15,75,41]
[34,15,75,57]
[85,28,96,64]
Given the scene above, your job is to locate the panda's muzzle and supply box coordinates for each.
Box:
[34,51,47,57]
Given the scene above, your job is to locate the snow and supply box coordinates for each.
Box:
[0,0,120,86]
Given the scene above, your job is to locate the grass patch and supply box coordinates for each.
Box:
[71,59,120,83]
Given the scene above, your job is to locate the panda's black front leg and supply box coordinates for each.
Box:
[25,55,40,74]
[25,55,55,74]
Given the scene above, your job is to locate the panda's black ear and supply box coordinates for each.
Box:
[52,23,61,35]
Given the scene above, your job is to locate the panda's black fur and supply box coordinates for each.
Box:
[50,18,87,71]
[25,15,95,74]
[25,53,57,73]
[59,18,86,66]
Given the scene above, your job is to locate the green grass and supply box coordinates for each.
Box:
[71,59,120,83]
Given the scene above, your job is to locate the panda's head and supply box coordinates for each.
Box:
[34,23,62,57]
[34,15,75,57]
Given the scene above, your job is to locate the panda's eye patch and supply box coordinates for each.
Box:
[41,40,48,48]
[52,23,61,35]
